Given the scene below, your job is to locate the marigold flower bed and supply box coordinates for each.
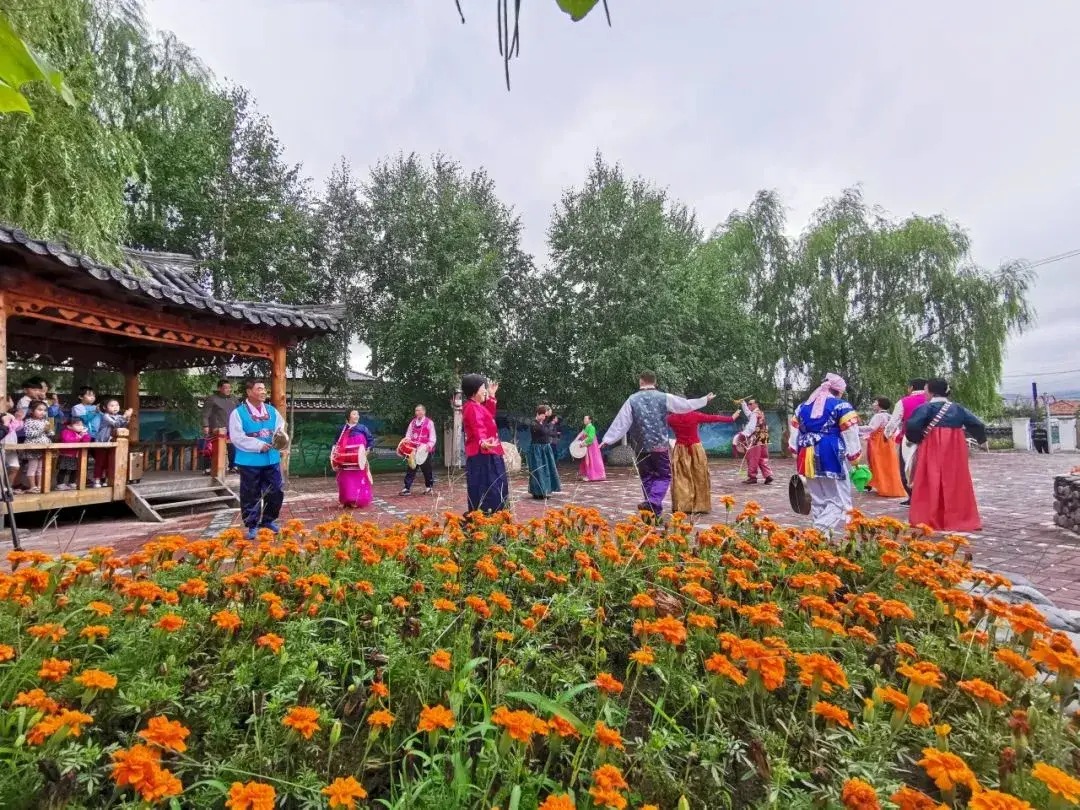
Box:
[1,505,1079,809]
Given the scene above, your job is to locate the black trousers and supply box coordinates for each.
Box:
[1034,438,1049,454]
[898,449,911,496]
[404,458,435,489]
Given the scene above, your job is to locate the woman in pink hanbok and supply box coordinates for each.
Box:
[333,410,374,508]
[577,415,606,481]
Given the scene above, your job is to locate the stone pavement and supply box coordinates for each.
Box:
[10,451,1080,608]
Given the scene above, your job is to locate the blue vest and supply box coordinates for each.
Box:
[234,404,282,468]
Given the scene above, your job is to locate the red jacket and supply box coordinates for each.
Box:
[666,412,734,447]
[463,399,503,457]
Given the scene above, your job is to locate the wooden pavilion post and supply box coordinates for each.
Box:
[271,343,289,474]
[124,362,141,443]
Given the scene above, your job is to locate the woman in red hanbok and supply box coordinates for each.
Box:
[904,379,987,532]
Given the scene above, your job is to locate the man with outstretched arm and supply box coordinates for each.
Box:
[599,371,714,518]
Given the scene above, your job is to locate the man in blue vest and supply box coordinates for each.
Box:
[227,379,285,539]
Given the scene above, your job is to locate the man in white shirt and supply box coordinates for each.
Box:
[599,371,713,516]
[227,380,286,539]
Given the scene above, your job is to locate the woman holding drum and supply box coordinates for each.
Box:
[332,409,375,508]
[570,415,606,481]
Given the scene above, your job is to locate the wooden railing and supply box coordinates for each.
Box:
[132,428,232,480]
[8,429,129,513]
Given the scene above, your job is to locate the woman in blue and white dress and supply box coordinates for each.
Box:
[788,373,862,531]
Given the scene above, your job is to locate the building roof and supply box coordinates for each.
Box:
[1050,399,1080,416]
[0,224,343,335]
[221,364,378,383]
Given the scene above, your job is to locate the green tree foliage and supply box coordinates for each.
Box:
[349,154,534,424]
[753,187,1033,411]
[0,0,142,258]
[511,154,769,421]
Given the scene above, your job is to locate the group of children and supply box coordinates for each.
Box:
[2,378,132,494]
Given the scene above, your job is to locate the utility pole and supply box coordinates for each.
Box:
[1040,393,1056,455]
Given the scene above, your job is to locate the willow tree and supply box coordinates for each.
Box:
[756,187,1032,412]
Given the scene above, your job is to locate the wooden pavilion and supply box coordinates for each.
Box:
[0,223,342,520]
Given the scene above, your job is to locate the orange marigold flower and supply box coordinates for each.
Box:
[538,794,576,810]
[875,687,909,712]
[137,715,191,753]
[593,721,624,750]
[704,653,748,686]
[87,600,114,616]
[795,653,849,694]
[491,706,548,743]
[432,598,457,612]
[594,672,624,695]
[322,776,368,809]
[895,642,918,659]
[812,700,853,729]
[629,593,656,609]
[889,786,946,810]
[28,709,94,745]
[111,744,162,791]
[994,649,1037,680]
[898,661,945,690]
[13,688,59,715]
[75,669,117,691]
[154,613,185,632]
[880,600,916,621]
[958,678,1009,708]
[1033,761,1080,804]
[79,625,110,642]
[629,646,656,666]
[282,706,321,739]
[909,703,932,727]
[841,778,880,810]
[494,630,514,643]
[367,709,395,729]
[590,764,629,809]
[225,780,277,810]
[256,633,284,654]
[417,704,455,732]
[429,648,452,671]
[917,748,978,793]
[548,714,581,739]
[211,610,242,633]
[38,657,72,682]
[370,681,389,699]
[967,791,1034,810]
[0,644,15,662]
[642,616,687,646]
[28,623,67,642]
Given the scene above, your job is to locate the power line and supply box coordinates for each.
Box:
[1001,367,1080,379]
[1022,247,1080,272]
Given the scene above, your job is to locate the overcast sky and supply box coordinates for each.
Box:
[146,0,1080,397]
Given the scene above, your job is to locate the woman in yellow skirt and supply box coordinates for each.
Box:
[666,409,736,514]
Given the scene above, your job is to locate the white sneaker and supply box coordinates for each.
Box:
[89,481,101,488]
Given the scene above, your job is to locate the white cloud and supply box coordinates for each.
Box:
[146,0,1080,394]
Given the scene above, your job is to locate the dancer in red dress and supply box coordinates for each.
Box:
[905,378,987,532]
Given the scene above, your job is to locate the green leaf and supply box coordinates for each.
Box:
[505,690,588,734]
[557,681,597,703]
[0,77,31,115]
[508,784,522,810]
[0,12,74,113]
[556,0,601,22]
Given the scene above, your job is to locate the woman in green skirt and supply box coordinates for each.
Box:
[527,405,562,499]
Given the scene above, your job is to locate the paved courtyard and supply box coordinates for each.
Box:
[10,451,1080,607]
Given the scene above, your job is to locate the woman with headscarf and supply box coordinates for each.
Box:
[527,405,562,499]
[333,409,375,508]
[787,373,862,530]
[461,374,509,514]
